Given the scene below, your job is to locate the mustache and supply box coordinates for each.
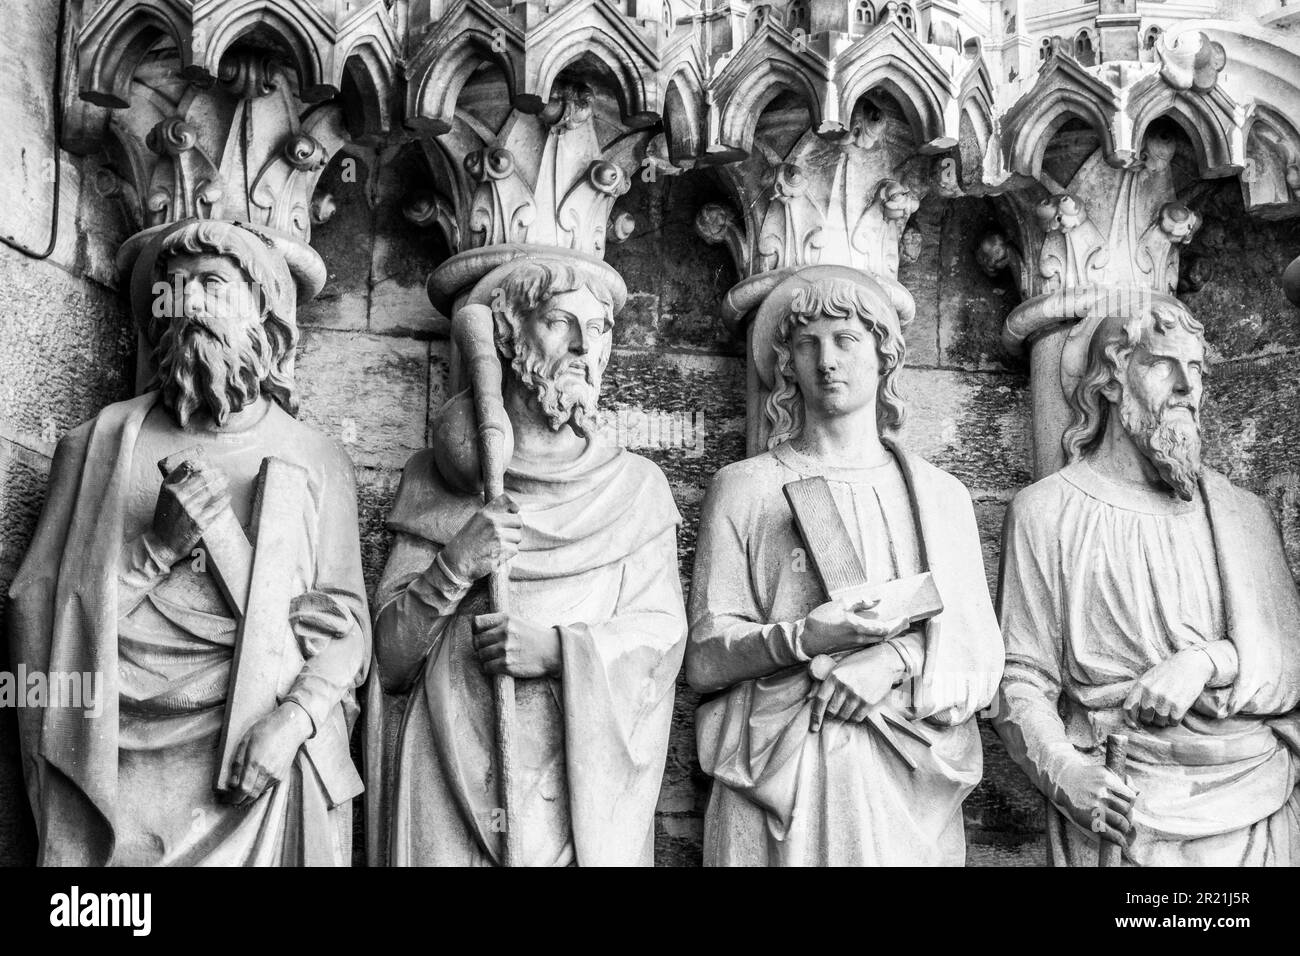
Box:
[512,348,601,435]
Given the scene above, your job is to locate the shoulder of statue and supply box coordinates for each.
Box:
[1008,471,1073,526]
[1200,468,1272,519]
[610,450,682,522]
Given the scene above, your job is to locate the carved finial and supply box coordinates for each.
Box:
[1158,202,1200,244]
[1037,194,1088,233]
[1157,31,1226,94]
[607,212,636,244]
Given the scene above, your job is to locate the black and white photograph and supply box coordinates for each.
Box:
[0,0,1295,939]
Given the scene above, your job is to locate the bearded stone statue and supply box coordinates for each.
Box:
[372,255,687,866]
[7,219,370,866]
[994,297,1300,866]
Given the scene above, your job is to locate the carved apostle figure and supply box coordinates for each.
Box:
[994,300,1300,866]
[686,266,1003,865]
[374,256,687,866]
[8,220,370,866]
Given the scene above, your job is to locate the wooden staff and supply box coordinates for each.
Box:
[453,303,520,867]
[1098,732,1129,868]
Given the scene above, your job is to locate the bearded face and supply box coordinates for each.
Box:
[153,252,273,428]
[506,286,611,435]
[1114,324,1206,501]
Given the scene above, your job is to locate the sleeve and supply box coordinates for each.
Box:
[684,475,807,694]
[991,498,1085,803]
[116,531,174,618]
[281,451,372,735]
[559,518,688,866]
[371,531,472,694]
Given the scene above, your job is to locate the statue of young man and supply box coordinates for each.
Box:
[8,219,370,866]
[686,265,1003,865]
[995,299,1300,866]
[374,256,686,866]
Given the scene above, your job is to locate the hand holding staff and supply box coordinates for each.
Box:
[1098,733,1130,867]
[453,303,521,867]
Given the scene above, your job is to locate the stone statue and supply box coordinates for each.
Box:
[994,297,1300,866]
[373,254,687,866]
[685,265,1004,866]
[7,219,370,866]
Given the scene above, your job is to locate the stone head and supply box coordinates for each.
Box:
[148,220,299,427]
[759,266,907,449]
[1063,299,1207,499]
[491,260,615,436]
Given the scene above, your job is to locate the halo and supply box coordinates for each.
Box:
[750,265,904,390]
[120,219,327,327]
[428,244,627,316]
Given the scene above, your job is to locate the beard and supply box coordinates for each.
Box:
[1118,389,1203,501]
[510,343,601,436]
[155,315,273,428]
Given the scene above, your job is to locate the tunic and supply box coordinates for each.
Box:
[996,460,1300,866]
[688,440,1004,866]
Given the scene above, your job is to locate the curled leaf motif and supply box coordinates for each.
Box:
[1158,202,1200,244]
[465,147,515,182]
[695,203,737,244]
[876,180,917,221]
[588,161,628,197]
[1287,164,1300,192]
[196,178,223,212]
[147,187,172,217]
[284,133,328,171]
[607,212,636,243]
[148,117,199,156]
[219,54,280,99]
[1037,194,1087,233]
[773,164,808,201]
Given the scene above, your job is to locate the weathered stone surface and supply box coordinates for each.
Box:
[294,329,429,472]
[1181,182,1300,363]
[896,368,1034,492]
[606,174,740,354]
[0,251,135,446]
[937,198,1018,371]
[897,193,943,368]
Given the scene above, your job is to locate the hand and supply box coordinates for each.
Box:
[440,493,523,583]
[226,703,313,806]
[808,643,907,732]
[150,459,231,564]
[1053,760,1137,848]
[801,598,909,658]
[471,613,561,678]
[1124,648,1215,728]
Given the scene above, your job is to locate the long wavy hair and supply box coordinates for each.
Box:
[1061,302,1205,462]
[149,221,300,416]
[764,279,907,450]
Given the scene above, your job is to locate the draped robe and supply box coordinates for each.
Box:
[995,460,1300,866]
[374,440,687,866]
[7,392,369,866]
[688,441,1004,866]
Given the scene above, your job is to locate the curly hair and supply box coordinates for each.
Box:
[764,279,907,450]
[150,220,300,415]
[1061,302,1205,463]
[492,261,615,360]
